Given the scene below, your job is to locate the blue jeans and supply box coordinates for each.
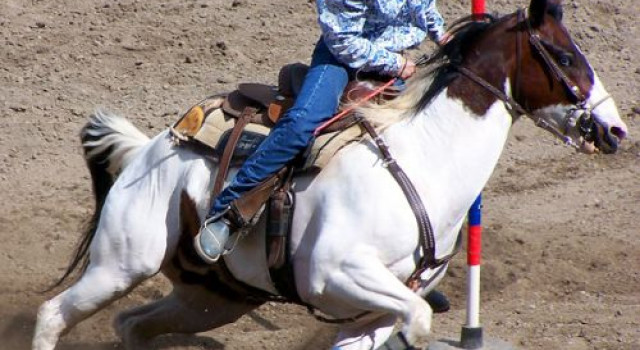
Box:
[209,39,355,215]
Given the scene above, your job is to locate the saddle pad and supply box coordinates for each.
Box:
[172,99,363,169]
[193,108,271,159]
[307,124,363,169]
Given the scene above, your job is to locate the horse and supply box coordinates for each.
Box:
[33,0,628,349]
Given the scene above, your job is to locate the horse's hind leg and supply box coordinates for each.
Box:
[115,282,260,349]
[112,188,259,347]
[32,261,153,350]
[33,206,168,350]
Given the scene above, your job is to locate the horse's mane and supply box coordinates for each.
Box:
[358,14,500,127]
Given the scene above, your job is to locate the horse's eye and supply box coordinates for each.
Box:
[559,55,572,67]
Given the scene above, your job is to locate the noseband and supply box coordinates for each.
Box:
[452,9,610,150]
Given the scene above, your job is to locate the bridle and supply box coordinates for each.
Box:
[450,9,611,150]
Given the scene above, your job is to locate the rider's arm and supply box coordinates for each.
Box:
[414,0,446,44]
[316,0,403,76]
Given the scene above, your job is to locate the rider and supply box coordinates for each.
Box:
[195,0,448,262]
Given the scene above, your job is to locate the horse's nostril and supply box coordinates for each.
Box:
[610,126,627,141]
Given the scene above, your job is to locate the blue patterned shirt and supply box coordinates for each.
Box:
[317,0,445,75]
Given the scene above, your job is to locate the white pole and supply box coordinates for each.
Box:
[466,264,481,328]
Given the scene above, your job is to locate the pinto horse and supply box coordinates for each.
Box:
[33,0,628,349]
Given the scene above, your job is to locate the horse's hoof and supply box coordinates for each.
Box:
[424,290,450,314]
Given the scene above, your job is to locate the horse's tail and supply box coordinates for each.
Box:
[45,110,150,291]
[81,109,150,199]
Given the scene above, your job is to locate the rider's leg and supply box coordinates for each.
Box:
[195,39,351,262]
[211,40,350,215]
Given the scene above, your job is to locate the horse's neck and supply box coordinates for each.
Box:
[382,90,513,230]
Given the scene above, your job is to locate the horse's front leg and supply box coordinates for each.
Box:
[315,248,433,349]
[332,314,397,350]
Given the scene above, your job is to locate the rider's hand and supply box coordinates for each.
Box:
[398,57,417,80]
[438,32,453,46]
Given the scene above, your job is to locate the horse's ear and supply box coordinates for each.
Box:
[528,0,548,27]
[547,1,564,21]
[529,0,563,26]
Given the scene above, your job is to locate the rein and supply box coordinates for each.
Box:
[314,78,398,136]
[454,64,577,145]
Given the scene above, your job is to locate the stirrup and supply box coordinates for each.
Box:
[194,211,233,264]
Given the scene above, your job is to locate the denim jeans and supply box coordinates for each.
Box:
[209,39,355,215]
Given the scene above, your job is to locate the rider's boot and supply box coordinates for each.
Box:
[194,209,239,263]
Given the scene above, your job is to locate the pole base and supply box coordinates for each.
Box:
[460,326,483,349]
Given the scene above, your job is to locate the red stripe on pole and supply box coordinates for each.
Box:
[472,0,485,20]
[467,225,482,266]
[472,0,485,14]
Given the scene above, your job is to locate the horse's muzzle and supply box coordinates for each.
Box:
[592,119,625,154]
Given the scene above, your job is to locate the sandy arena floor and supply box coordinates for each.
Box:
[1,0,639,349]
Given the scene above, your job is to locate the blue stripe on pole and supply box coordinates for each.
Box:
[468,194,482,226]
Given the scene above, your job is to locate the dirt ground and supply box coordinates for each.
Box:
[1,0,639,349]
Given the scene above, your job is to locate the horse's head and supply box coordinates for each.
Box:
[425,0,628,154]
[513,0,627,153]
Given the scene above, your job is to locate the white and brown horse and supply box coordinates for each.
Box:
[33,0,627,349]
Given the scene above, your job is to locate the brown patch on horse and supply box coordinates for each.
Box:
[180,190,201,238]
[517,26,593,111]
[446,16,518,116]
